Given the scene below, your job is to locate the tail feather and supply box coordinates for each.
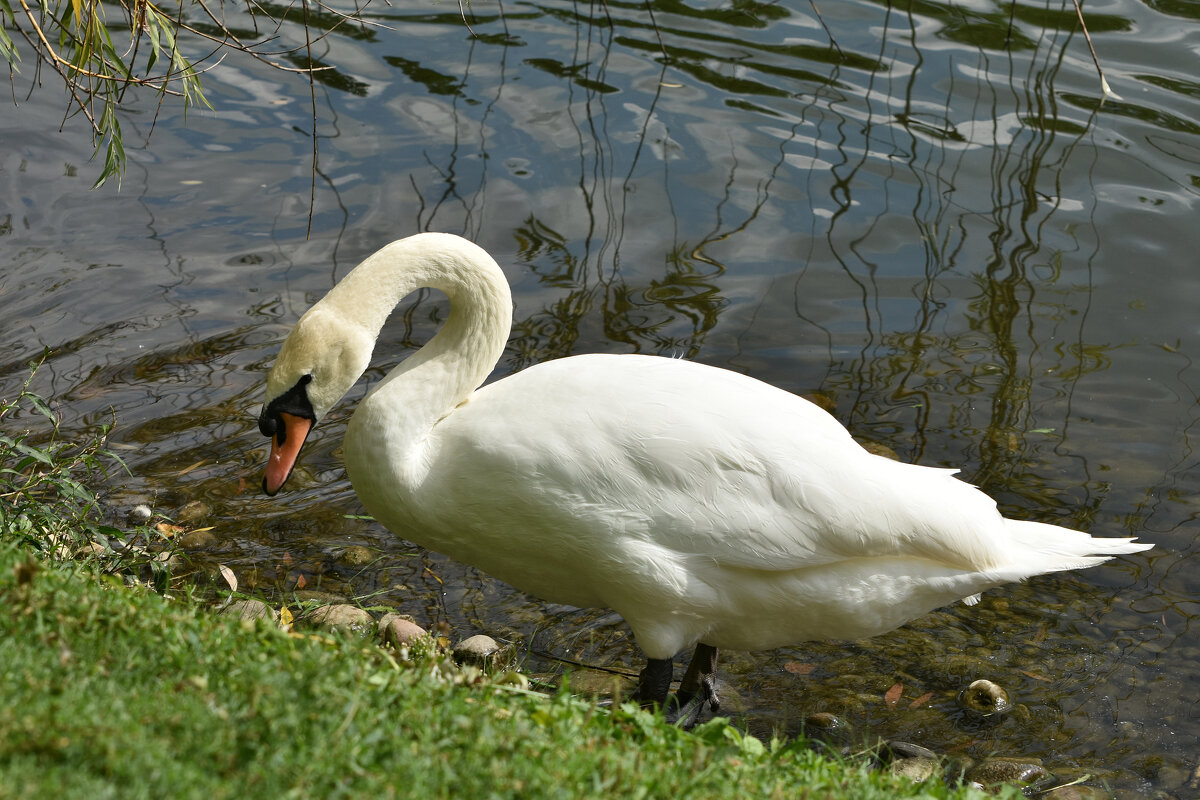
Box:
[1004,519,1152,573]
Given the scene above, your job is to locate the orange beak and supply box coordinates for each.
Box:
[263,411,313,496]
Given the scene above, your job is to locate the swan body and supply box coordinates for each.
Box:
[260,233,1151,717]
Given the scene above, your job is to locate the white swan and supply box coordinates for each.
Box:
[260,232,1151,724]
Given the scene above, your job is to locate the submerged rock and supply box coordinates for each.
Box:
[176,500,212,525]
[1039,785,1112,800]
[803,711,847,731]
[336,546,375,567]
[859,441,900,461]
[957,679,1012,716]
[178,528,218,549]
[965,757,1049,789]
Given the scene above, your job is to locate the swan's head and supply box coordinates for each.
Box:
[259,307,373,495]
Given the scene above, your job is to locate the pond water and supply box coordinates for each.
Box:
[3,0,1199,793]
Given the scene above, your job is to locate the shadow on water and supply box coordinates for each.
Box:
[4,0,1200,792]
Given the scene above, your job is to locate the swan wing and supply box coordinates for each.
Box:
[416,353,1012,575]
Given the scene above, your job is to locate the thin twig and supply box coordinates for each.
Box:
[809,0,843,58]
[457,0,478,38]
[1071,0,1119,99]
[303,0,318,237]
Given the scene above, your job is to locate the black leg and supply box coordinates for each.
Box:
[669,643,720,727]
[632,645,721,729]
[634,656,674,706]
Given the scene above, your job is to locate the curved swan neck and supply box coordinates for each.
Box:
[339,233,512,444]
[328,234,513,367]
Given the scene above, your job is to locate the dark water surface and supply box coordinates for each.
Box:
[3,0,1199,793]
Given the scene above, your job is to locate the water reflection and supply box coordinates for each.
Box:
[4,0,1200,792]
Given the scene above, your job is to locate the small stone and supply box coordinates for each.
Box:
[804,392,837,413]
[965,758,1048,788]
[306,604,373,636]
[336,546,375,567]
[220,599,276,623]
[889,757,940,783]
[128,504,153,522]
[379,613,428,647]
[958,679,1012,716]
[76,541,108,558]
[803,711,846,731]
[176,500,211,525]
[179,529,218,549]
[884,741,938,761]
[1039,787,1112,800]
[453,634,502,666]
[47,532,75,560]
[860,441,900,461]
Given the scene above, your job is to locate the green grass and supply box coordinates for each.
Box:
[0,544,995,799]
[0,374,992,799]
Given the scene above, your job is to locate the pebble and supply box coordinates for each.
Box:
[1039,786,1112,800]
[859,441,900,461]
[379,613,428,647]
[964,757,1049,788]
[178,529,218,549]
[176,500,212,525]
[453,634,503,667]
[888,757,940,783]
[220,599,276,623]
[804,392,837,413]
[46,533,74,560]
[76,541,108,558]
[336,546,375,567]
[958,678,1012,716]
[306,604,373,636]
[884,741,938,760]
[803,711,846,731]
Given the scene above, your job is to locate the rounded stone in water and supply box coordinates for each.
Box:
[964,757,1048,788]
[453,634,504,667]
[306,604,373,636]
[957,678,1012,716]
[803,711,846,731]
[336,545,375,567]
[220,598,277,623]
[379,613,428,648]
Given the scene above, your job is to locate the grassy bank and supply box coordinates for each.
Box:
[0,376,989,799]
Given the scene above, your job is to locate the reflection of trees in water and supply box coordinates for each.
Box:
[388,3,818,368]
[780,5,1118,522]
